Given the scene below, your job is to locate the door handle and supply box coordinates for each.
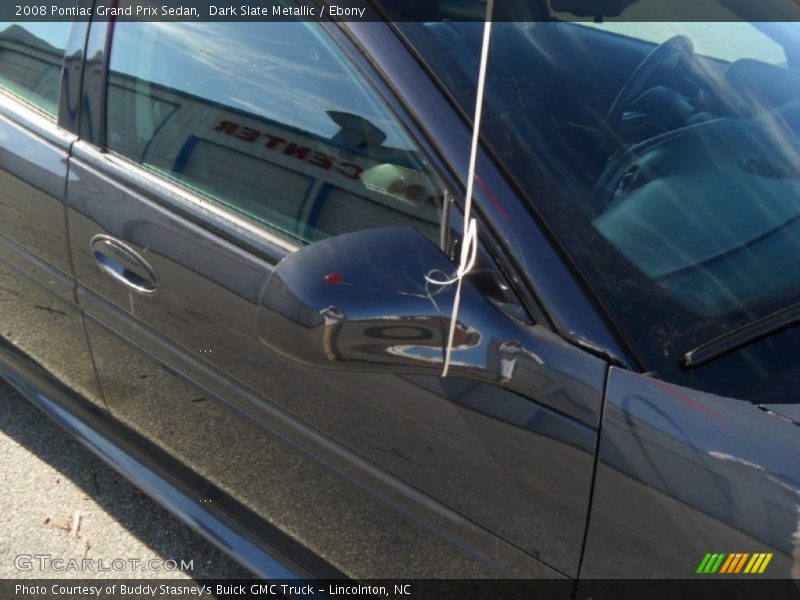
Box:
[90,234,158,294]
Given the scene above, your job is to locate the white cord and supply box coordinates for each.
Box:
[425,0,495,377]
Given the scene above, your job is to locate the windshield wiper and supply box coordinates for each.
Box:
[682,302,800,370]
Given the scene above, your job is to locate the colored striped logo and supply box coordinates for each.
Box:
[696,553,773,574]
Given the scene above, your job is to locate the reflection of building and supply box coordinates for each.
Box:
[0,24,64,112]
[107,71,442,244]
[0,23,441,244]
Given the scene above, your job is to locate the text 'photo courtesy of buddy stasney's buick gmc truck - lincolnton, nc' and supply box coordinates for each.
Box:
[1,0,800,593]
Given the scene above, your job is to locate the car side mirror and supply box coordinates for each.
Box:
[257,226,604,425]
[257,227,480,376]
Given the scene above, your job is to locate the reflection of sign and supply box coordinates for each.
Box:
[106,69,441,243]
[214,120,363,180]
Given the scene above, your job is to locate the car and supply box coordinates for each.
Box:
[0,0,798,593]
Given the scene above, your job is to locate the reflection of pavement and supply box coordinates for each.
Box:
[0,378,251,579]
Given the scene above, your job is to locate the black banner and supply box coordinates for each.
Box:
[3,0,800,22]
[3,579,800,600]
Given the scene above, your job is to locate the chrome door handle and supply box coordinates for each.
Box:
[90,234,158,294]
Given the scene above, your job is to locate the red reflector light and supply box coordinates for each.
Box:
[324,272,343,285]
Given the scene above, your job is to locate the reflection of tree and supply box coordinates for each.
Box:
[0,24,64,109]
[0,24,62,55]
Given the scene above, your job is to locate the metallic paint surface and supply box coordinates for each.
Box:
[0,341,314,582]
[9,10,796,586]
[66,150,598,576]
[582,367,800,579]
[58,17,611,578]
[0,98,104,412]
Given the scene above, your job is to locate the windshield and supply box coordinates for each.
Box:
[399,18,800,402]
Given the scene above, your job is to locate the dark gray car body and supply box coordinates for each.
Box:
[0,2,797,589]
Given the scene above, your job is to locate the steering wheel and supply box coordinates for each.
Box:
[606,35,695,128]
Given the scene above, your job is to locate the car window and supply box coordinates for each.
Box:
[106,15,444,246]
[401,19,800,400]
[551,0,787,65]
[575,22,787,66]
[0,22,70,116]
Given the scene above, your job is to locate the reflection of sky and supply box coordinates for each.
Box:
[576,22,790,65]
[110,21,412,149]
[0,22,69,51]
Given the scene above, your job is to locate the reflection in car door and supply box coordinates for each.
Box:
[0,21,104,412]
[67,16,607,579]
[581,368,800,580]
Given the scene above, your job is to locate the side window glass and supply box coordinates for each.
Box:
[106,15,444,245]
[0,22,70,116]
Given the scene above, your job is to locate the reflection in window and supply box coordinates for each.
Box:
[0,22,69,115]
[575,22,786,66]
[401,18,800,398]
[106,17,443,245]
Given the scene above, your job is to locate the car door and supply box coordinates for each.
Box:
[66,9,608,580]
[579,368,800,587]
[0,19,104,412]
